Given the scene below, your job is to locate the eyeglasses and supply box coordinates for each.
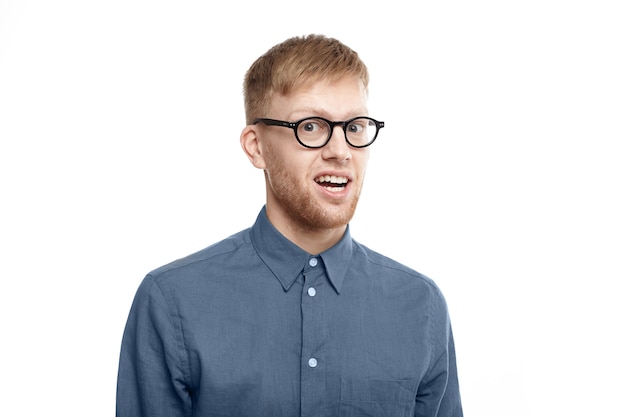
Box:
[253,116,385,149]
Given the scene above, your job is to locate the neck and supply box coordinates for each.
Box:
[266,209,347,255]
[290,226,347,255]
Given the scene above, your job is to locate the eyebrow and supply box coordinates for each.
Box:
[288,107,368,121]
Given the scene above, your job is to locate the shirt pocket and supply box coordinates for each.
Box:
[339,378,417,417]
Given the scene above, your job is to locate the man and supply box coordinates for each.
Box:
[116,34,463,416]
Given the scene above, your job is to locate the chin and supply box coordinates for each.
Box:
[309,202,358,230]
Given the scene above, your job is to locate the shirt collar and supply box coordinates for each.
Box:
[250,206,353,294]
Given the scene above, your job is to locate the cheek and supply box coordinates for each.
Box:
[355,152,370,175]
[264,152,299,183]
[260,143,283,172]
[265,148,314,178]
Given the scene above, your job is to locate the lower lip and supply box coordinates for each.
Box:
[316,181,350,198]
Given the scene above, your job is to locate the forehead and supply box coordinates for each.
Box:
[269,77,368,119]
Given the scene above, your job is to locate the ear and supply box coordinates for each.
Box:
[240,125,266,169]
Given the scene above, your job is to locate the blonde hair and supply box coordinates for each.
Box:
[243,34,369,124]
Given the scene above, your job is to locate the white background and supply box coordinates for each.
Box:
[1,1,625,416]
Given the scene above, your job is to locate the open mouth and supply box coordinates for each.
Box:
[314,175,349,192]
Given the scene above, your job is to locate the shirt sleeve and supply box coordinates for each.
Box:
[414,290,464,417]
[116,275,192,417]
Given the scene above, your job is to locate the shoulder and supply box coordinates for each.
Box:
[351,239,446,298]
[351,240,432,282]
[147,228,253,283]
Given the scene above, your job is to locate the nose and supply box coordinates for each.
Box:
[322,125,351,161]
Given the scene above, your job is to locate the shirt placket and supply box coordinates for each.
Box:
[300,256,327,417]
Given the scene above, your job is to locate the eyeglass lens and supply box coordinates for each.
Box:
[296,117,377,147]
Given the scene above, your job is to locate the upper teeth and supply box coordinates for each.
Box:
[315,175,348,184]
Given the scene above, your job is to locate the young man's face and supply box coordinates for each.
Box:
[251,76,371,233]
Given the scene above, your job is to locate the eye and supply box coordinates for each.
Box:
[302,120,323,132]
[347,119,367,134]
[298,118,330,138]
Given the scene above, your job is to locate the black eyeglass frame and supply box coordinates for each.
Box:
[253,116,385,149]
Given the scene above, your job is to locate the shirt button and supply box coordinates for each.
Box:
[308,257,318,267]
[307,287,316,297]
[308,358,318,368]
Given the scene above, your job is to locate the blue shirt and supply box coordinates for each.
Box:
[116,207,463,416]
